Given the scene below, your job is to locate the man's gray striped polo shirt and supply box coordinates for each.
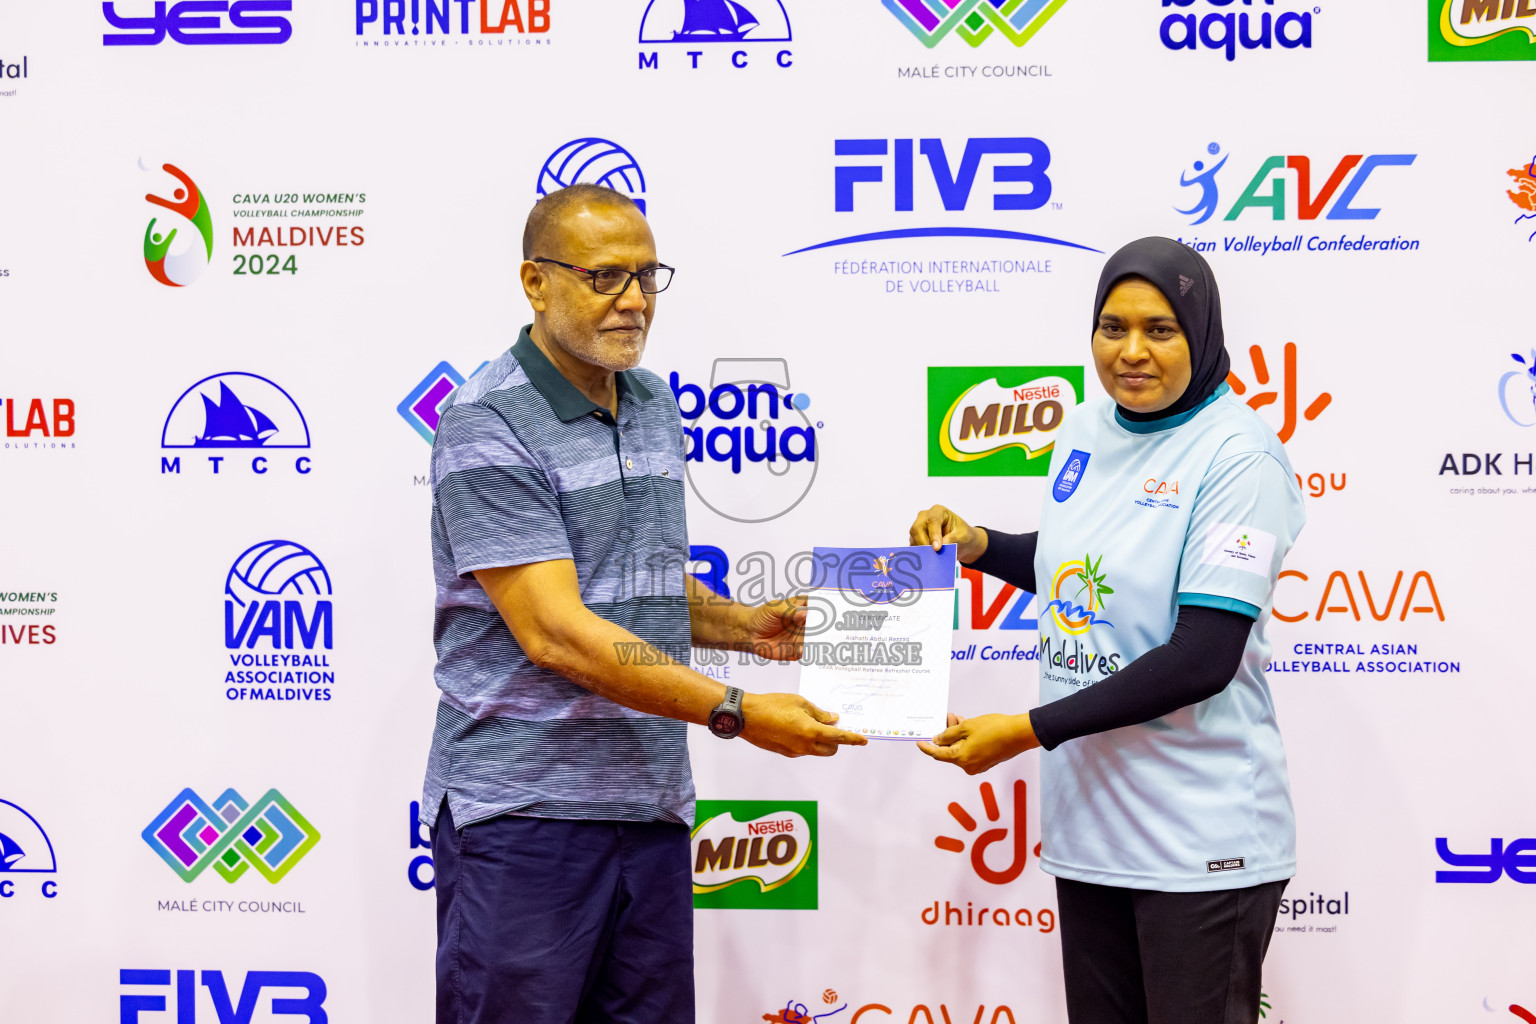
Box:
[421,325,694,829]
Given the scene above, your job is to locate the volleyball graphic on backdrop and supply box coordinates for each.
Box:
[538,138,647,214]
[225,540,333,609]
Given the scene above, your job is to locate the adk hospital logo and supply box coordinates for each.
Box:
[144,788,319,884]
[223,541,336,702]
[928,366,1083,476]
[0,798,60,899]
[690,800,816,909]
[638,0,793,71]
[160,373,314,477]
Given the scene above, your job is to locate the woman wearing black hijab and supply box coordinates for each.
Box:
[910,237,1306,1023]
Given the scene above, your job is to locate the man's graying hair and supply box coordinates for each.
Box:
[522,184,642,261]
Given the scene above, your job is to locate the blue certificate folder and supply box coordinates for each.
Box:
[797,545,957,739]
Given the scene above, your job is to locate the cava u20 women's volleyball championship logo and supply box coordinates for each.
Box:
[142,160,213,287]
[1046,554,1114,635]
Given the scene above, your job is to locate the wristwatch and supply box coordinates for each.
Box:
[709,686,745,739]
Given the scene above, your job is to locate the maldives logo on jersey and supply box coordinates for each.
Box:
[883,0,1069,48]
[1045,554,1114,635]
[143,161,214,287]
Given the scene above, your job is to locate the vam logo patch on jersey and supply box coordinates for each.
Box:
[1052,450,1090,502]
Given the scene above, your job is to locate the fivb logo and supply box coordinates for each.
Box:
[670,358,818,523]
[120,970,326,1023]
[161,373,313,476]
[142,160,214,287]
[143,789,320,884]
[883,0,1069,48]
[1176,142,1416,225]
[224,541,333,651]
[104,2,294,46]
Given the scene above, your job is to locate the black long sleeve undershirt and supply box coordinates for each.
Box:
[968,527,1255,752]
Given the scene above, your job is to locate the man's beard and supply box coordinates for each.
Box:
[544,306,648,372]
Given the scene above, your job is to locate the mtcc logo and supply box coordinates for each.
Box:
[637,0,793,70]
[120,970,326,1023]
[538,138,646,214]
[0,798,59,899]
[671,358,818,524]
[1500,349,1536,427]
[142,160,213,287]
[1176,142,1415,225]
[161,373,313,476]
[143,789,320,883]
[225,540,333,651]
[104,2,294,46]
[399,360,488,443]
[883,0,1068,48]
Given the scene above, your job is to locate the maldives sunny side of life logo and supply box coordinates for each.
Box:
[1429,0,1536,60]
[928,366,1083,476]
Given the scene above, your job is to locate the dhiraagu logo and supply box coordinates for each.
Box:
[691,800,816,910]
[928,366,1083,476]
[1045,555,1114,635]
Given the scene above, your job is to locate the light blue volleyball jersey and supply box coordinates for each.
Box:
[1033,385,1305,891]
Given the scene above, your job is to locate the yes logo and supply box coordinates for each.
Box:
[1176,144,1415,224]
[104,2,294,46]
[928,366,1083,476]
[1435,837,1536,883]
[143,161,214,287]
[691,800,816,909]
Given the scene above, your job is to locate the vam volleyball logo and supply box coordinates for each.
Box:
[1045,554,1114,635]
[883,0,1068,47]
[223,540,336,702]
[142,161,213,287]
[143,789,319,884]
[538,138,646,214]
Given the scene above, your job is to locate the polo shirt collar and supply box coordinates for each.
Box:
[510,324,654,422]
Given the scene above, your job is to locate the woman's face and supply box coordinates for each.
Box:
[1092,277,1193,415]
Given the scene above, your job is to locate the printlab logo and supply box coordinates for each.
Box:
[1,395,76,450]
[927,366,1083,476]
[223,541,336,702]
[103,1,294,45]
[637,0,793,70]
[0,799,59,899]
[1435,836,1536,883]
[356,0,550,44]
[690,800,816,909]
[539,139,646,214]
[1159,0,1316,60]
[1501,349,1536,427]
[160,373,314,477]
[1044,556,1114,634]
[143,789,319,883]
[1509,157,1536,242]
[143,161,213,287]
[671,358,818,524]
[883,0,1068,48]
[1430,0,1536,60]
[120,970,326,1023]
[1226,342,1332,443]
[399,361,486,443]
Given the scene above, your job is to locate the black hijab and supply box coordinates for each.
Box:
[1091,236,1230,422]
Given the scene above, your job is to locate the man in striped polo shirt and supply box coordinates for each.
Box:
[422,184,865,1024]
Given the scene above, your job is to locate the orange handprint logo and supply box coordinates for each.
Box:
[935,780,1040,884]
[1226,343,1333,444]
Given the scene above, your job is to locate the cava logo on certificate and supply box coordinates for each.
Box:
[798,545,957,739]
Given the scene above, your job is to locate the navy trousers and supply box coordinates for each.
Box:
[432,802,695,1024]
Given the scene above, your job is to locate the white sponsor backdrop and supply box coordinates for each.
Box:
[1,1,1534,1021]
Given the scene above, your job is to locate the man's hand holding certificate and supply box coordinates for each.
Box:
[797,545,957,739]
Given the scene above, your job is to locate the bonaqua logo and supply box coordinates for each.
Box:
[1159,0,1316,61]
[143,161,213,287]
[1500,349,1536,427]
[883,0,1069,48]
[638,0,792,70]
[538,138,646,214]
[1045,554,1114,635]
[143,789,319,883]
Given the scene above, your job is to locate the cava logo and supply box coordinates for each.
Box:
[160,373,313,477]
[143,789,319,883]
[143,161,213,287]
[928,366,1082,476]
[883,0,1068,48]
[1431,0,1536,60]
[0,799,59,899]
[691,800,816,909]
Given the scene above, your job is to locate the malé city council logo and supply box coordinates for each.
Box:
[399,361,486,443]
[883,0,1068,47]
[142,161,213,287]
[143,789,319,883]
[538,138,646,214]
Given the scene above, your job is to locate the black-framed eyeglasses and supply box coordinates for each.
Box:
[533,258,675,295]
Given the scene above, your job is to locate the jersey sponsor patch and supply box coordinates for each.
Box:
[1207,857,1246,873]
[1052,450,1090,502]
[1200,523,1276,577]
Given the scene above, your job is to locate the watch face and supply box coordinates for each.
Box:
[710,710,741,737]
